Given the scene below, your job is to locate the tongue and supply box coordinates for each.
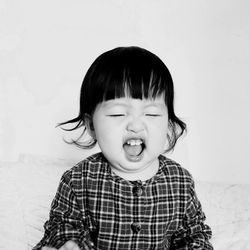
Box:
[123,144,143,157]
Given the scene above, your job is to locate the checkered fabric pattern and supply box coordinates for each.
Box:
[33,152,212,250]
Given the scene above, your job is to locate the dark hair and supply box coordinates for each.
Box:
[58,46,186,152]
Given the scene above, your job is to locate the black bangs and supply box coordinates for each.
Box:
[99,69,167,102]
[86,46,173,109]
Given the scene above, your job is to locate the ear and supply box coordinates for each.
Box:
[84,114,96,139]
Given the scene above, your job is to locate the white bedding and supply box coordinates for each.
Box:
[0,156,250,250]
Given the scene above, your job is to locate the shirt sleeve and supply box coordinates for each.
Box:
[32,170,96,250]
[170,178,213,250]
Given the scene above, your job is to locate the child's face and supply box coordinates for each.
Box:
[91,95,169,178]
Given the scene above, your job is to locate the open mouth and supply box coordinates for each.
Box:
[123,138,145,161]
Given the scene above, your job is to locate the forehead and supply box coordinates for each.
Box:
[101,96,167,109]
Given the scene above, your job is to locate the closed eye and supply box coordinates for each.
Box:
[108,114,125,117]
[145,114,161,117]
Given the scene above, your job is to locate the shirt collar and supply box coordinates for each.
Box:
[99,153,166,185]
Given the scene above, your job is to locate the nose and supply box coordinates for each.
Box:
[126,116,144,133]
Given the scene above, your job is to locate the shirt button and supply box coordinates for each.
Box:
[133,186,144,196]
[131,222,141,233]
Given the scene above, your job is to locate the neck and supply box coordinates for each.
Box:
[111,161,159,181]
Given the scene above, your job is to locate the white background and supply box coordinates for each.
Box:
[1,0,250,184]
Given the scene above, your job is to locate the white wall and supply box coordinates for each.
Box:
[1,0,250,184]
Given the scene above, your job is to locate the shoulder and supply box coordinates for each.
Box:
[76,152,108,169]
[61,152,108,183]
[159,154,194,186]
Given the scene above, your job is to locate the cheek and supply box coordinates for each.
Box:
[149,123,168,146]
[152,132,167,147]
[95,127,121,149]
[93,118,111,138]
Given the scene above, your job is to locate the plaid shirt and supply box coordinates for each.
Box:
[33,152,212,250]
